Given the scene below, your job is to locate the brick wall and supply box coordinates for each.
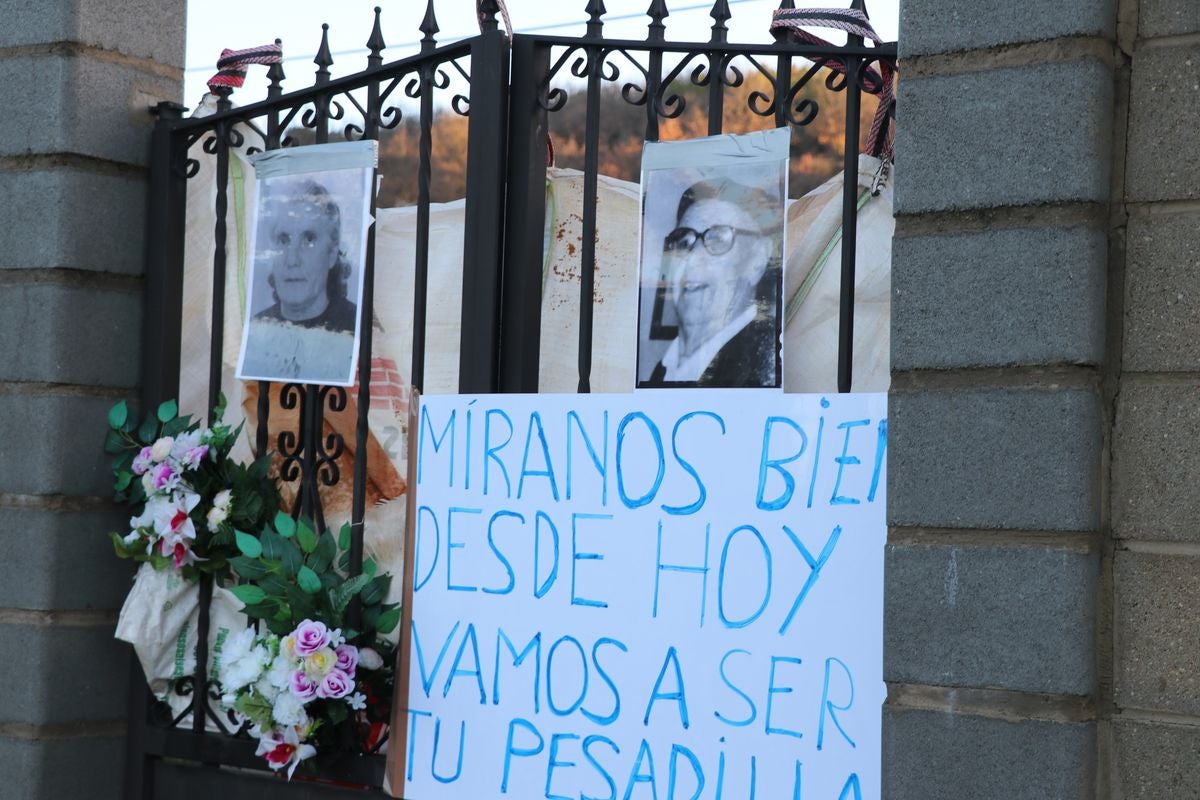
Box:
[1110,0,1200,795]
[0,1,183,797]
[890,0,1200,796]
[886,0,1117,796]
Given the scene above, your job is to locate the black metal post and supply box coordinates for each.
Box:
[837,18,865,394]
[459,30,511,393]
[499,36,550,393]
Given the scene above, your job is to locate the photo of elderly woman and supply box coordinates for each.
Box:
[237,142,374,386]
[636,129,789,389]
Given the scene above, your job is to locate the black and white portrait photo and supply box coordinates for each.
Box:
[237,141,376,386]
[636,128,789,389]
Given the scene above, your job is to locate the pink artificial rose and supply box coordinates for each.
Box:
[178,444,209,469]
[132,447,154,476]
[316,668,354,700]
[334,644,358,677]
[289,669,318,700]
[291,620,331,656]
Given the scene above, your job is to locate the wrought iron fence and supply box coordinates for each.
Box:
[131,1,895,795]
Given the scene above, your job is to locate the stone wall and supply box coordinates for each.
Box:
[889,0,1200,796]
[0,1,183,797]
[1110,0,1200,795]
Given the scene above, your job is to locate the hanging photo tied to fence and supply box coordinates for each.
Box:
[637,129,790,390]
[386,390,887,799]
[236,140,376,386]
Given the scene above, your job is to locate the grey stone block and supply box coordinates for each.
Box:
[0,168,147,275]
[883,707,1095,800]
[0,53,179,167]
[1114,550,1200,715]
[1126,44,1200,203]
[888,388,1103,530]
[892,224,1107,370]
[76,0,187,69]
[1112,381,1200,543]
[886,542,1097,695]
[1113,720,1200,798]
[0,281,141,386]
[0,734,125,799]
[1123,212,1200,372]
[0,392,127,498]
[0,0,185,68]
[0,507,135,611]
[899,0,1115,57]
[894,61,1113,214]
[0,623,129,723]
[1140,0,1200,38]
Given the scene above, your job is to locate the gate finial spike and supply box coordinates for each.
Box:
[647,0,668,40]
[420,0,440,51]
[709,0,730,42]
[478,0,500,31]
[267,38,285,97]
[586,0,606,37]
[367,7,386,63]
[314,23,333,81]
[851,0,868,14]
[777,0,795,9]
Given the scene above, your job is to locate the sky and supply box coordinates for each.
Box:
[184,0,899,109]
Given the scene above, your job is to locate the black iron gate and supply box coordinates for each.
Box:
[131,1,894,796]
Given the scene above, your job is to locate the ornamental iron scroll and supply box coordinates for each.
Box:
[136,2,894,795]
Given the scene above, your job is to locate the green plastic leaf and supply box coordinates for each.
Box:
[332,574,372,618]
[114,471,132,492]
[297,566,322,594]
[156,399,178,423]
[326,701,349,725]
[103,429,125,454]
[230,584,267,606]
[375,607,401,635]
[364,558,378,579]
[234,530,263,558]
[108,401,128,430]
[275,511,297,538]
[230,556,271,580]
[308,531,336,573]
[338,523,352,550]
[360,575,391,607]
[296,520,318,554]
[138,416,158,442]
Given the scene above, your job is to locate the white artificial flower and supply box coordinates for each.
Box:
[357,648,384,671]
[206,504,229,533]
[213,488,233,510]
[265,653,295,690]
[150,436,175,462]
[221,633,271,694]
[347,692,367,711]
[272,691,310,728]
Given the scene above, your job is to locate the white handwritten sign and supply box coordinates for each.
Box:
[398,390,886,799]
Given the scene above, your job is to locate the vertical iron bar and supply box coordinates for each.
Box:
[257,42,284,460]
[349,7,387,627]
[577,46,603,393]
[193,88,234,739]
[707,1,729,135]
[645,1,668,142]
[141,103,187,408]
[837,53,863,393]
[303,23,334,531]
[127,99,187,800]
[773,3,794,131]
[459,31,511,393]
[499,36,551,393]
[411,4,438,393]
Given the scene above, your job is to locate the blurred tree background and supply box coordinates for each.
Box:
[288,58,883,207]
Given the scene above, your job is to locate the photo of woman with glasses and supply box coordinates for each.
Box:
[636,131,787,389]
